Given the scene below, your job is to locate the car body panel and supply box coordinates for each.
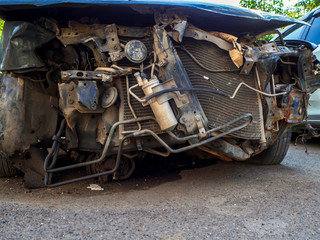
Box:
[305,89,320,128]
[0,0,306,35]
[0,0,307,21]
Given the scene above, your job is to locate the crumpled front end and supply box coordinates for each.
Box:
[0,4,318,187]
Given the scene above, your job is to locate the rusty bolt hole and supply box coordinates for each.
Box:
[76,72,84,77]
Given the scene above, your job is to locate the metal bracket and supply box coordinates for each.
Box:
[184,25,234,51]
[88,24,123,62]
[195,115,207,139]
[58,22,123,63]
[59,82,105,114]
[241,47,255,75]
[258,42,279,53]
[264,90,305,131]
[241,42,292,75]
[77,81,98,110]
[61,70,113,82]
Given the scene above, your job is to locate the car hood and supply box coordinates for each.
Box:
[0,0,306,35]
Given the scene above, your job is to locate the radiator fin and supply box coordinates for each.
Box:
[177,38,263,140]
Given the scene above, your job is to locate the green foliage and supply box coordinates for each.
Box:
[295,0,320,12]
[289,0,320,18]
[0,19,3,36]
[259,34,275,41]
[240,0,320,18]
[240,0,285,14]
[239,0,320,41]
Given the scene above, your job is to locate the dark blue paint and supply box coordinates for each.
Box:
[0,0,304,24]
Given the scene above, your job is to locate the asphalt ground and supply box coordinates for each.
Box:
[0,139,319,239]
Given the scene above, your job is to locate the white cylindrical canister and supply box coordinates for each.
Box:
[141,76,178,131]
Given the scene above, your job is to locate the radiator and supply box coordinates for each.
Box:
[177,38,263,140]
[121,37,263,140]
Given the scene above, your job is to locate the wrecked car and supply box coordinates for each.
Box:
[0,1,319,187]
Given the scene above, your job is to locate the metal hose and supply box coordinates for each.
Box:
[44,105,252,187]
[43,119,66,171]
[45,134,133,187]
[133,114,253,154]
[45,116,156,174]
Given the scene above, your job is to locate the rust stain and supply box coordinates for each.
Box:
[198,146,233,162]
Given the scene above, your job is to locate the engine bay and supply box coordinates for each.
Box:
[0,6,318,187]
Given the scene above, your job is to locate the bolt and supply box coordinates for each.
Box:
[182,99,187,104]
[68,99,74,104]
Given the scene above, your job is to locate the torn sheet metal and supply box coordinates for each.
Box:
[174,20,187,43]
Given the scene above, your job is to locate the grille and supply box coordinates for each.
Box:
[177,38,263,140]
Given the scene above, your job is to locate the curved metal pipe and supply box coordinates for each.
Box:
[43,119,66,170]
[133,114,253,154]
[45,116,156,173]
[45,133,133,187]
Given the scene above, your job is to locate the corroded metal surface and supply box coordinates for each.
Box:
[0,75,57,155]
[0,5,318,187]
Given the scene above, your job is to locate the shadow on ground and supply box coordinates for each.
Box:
[1,138,314,201]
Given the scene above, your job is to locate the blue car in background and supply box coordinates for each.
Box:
[0,1,319,187]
